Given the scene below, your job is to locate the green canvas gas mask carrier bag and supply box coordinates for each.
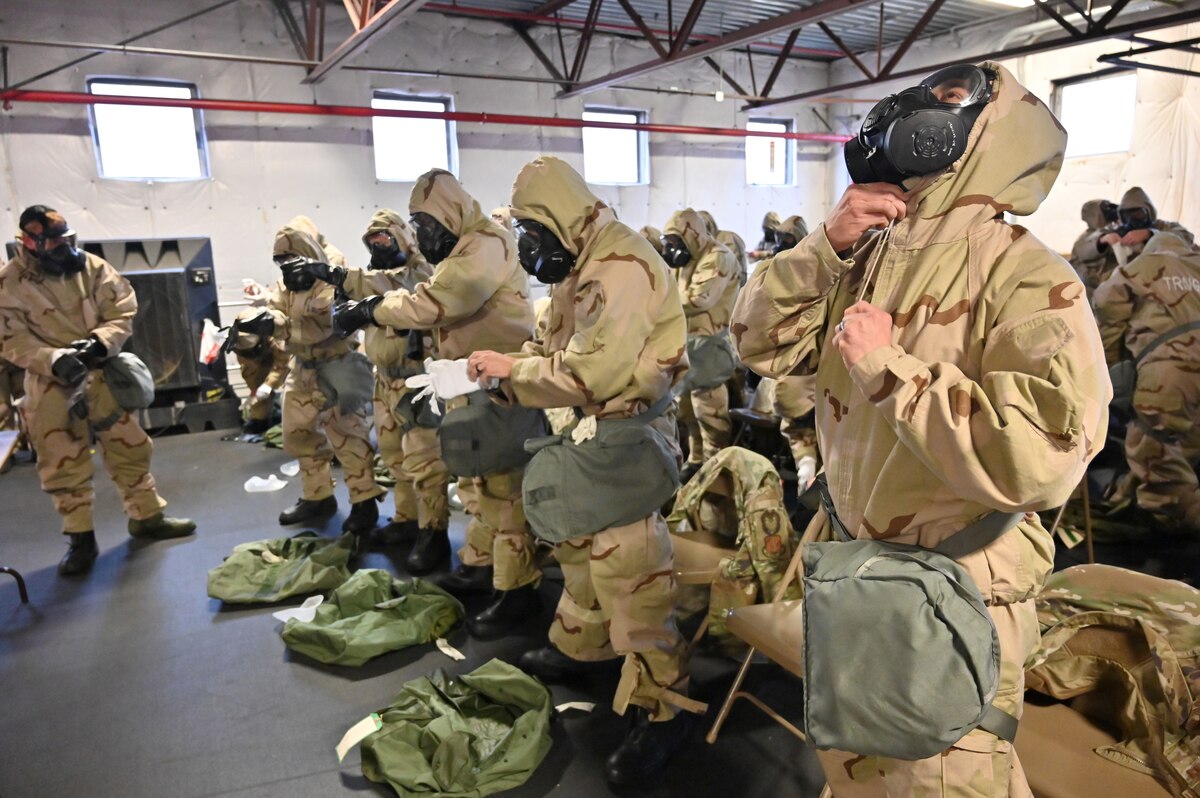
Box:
[521,391,679,543]
[682,333,737,392]
[439,390,548,478]
[802,478,1022,760]
[102,352,155,411]
[1109,320,1200,419]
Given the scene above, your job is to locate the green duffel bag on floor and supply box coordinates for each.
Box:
[207,531,353,604]
[358,658,552,798]
[281,570,464,667]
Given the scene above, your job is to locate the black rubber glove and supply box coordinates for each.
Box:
[331,295,383,339]
[68,336,108,369]
[52,351,88,386]
[219,325,239,355]
[298,259,347,289]
[235,311,276,339]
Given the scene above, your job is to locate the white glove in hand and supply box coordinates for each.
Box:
[797,456,818,489]
[255,384,273,401]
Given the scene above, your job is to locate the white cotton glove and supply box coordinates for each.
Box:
[255,384,273,401]
[796,456,818,489]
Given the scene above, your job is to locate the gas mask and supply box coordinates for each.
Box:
[773,233,799,255]
[366,235,408,270]
[21,215,85,278]
[410,212,459,265]
[1100,201,1120,226]
[1119,206,1153,233]
[844,64,995,186]
[660,234,692,269]
[275,253,316,292]
[515,219,576,284]
[761,228,776,246]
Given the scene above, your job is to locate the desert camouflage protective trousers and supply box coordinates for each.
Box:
[1126,361,1200,527]
[237,354,276,423]
[817,599,1038,798]
[21,371,167,533]
[774,374,819,466]
[444,394,539,591]
[282,363,384,504]
[374,375,449,531]
[679,384,731,465]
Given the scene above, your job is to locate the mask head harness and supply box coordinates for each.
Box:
[19,205,85,277]
[275,253,316,292]
[514,219,576,285]
[409,212,459,265]
[844,64,996,186]
[660,234,692,269]
[363,231,408,270]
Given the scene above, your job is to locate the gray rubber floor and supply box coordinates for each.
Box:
[0,430,826,798]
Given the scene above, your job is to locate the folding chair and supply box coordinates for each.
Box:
[705,507,824,744]
[671,473,739,656]
[1,566,29,604]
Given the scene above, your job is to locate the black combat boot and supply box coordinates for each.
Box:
[128,513,196,540]
[373,518,418,547]
[278,496,337,525]
[58,531,98,576]
[604,708,692,785]
[342,496,380,535]
[405,527,450,574]
[437,564,494,596]
[517,646,621,683]
[466,584,541,639]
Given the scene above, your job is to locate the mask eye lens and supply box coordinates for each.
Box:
[921,65,988,106]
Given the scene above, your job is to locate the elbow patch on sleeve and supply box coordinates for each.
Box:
[982,314,1081,448]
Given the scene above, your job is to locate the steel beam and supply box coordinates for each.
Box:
[878,0,946,78]
[818,21,873,80]
[558,0,878,99]
[748,6,1200,109]
[1032,0,1084,39]
[303,0,432,83]
[670,0,710,57]
[270,0,310,61]
[569,0,604,82]
[532,0,579,16]
[512,25,574,91]
[761,28,801,98]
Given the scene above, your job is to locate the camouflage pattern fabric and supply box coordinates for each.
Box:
[1117,187,1195,248]
[1069,199,1119,298]
[506,157,697,720]
[731,63,1111,796]
[639,225,664,255]
[1094,232,1200,528]
[778,214,810,243]
[533,295,576,436]
[751,210,783,263]
[372,169,535,362]
[491,205,514,232]
[1027,565,1200,798]
[287,214,349,267]
[345,209,449,532]
[0,248,168,532]
[0,358,24,431]
[666,447,800,654]
[232,307,290,423]
[665,208,738,467]
[774,373,819,466]
[699,209,749,288]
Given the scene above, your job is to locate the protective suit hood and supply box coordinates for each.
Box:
[639,225,664,255]
[510,156,618,261]
[491,206,514,232]
[1080,199,1111,231]
[777,215,810,241]
[1119,186,1157,225]
[409,169,491,239]
[905,62,1066,245]
[762,211,781,232]
[361,208,417,253]
[698,210,719,237]
[663,208,714,259]
[273,226,326,263]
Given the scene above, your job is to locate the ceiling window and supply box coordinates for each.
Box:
[582,108,648,185]
[88,79,208,181]
[746,118,793,186]
[372,93,456,181]
[1056,72,1138,159]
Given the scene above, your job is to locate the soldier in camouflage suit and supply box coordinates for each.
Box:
[260,224,386,540]
[731,64,1111,797]
[749,210,782,262]
[666,446,799,655]
[297,209,451,564]
[663,208,739,482]
[469,156,698,786]
[330,170,538,634]
[1027,564,1200,798]
[1068,199,1119,298]
[230,305,289,437]
[1094,231,1200,530]
[0,206,196,575]
[1100,187,1194,252]
[698,209,749,287]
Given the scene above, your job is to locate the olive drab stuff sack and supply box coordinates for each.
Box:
[1109,321,1200,418]
[315,350,375,413]
[102,352,155,410]
[682,334,737,392]
[357,659,552,798]
[521,392,679,543]
[439,390,548,478]
[395,390,440,432]
[207,531,353,604]
[281,570,464,667]
[802,502,1024,760]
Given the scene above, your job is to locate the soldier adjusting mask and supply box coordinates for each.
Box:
[844,64,995,186]
[410,212,459,265]
[19,205,85,278]
[514,219,575,284]
[276,253,317,291]
[366,234,408,270]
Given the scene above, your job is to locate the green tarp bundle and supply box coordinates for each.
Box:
[207,531,353,604]
[281,570,464,667]
[361,659,553,798]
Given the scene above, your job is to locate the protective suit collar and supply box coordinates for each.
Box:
[510,156,617,265]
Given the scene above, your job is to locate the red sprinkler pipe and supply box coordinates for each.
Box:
[0,89,852,142]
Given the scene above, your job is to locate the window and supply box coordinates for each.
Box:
[582,108,647,185]
[746,118,793,186]
[88,79,208,180]
[1055,72,1137,159]
[372,93,455,181]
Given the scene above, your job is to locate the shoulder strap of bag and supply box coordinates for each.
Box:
[1134,320,1200,366]
[977,705,1019,743]
[602,391,676,429]
[932,511,1024,560]
[812,475,853,542]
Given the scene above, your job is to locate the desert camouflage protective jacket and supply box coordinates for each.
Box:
[664,209,739,337]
